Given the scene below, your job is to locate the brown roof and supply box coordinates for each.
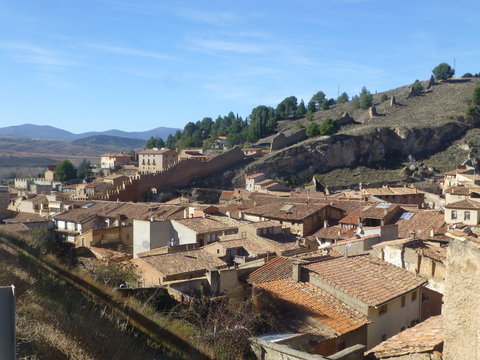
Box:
[394,209,446,239]
[4,212,49,223]
[368,315,443,358]
[305,254,427,307]
[138,148,176,155]
[173,217,237,234]
[243,202,330,221]
[137,249,227,277]
[363,187,423,196]
[410,243,448,263]
[308,226,356,240]
[444,198,480,209]
[247,257,294,284]
[256,279,370,337]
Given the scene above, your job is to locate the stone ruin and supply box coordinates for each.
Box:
[390,95,397,106]
[369,106,378,118]
[426,75,435,89]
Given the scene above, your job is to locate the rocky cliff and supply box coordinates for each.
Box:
[241,120,477,184]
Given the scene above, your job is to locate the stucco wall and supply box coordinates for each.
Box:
[133,219,173,258]
[443,237,480,359]
[366,290,422,350]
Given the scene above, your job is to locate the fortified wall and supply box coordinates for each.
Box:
[105,146,245,202]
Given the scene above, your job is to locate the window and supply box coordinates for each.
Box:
[379,304,388,315]
[401,296,405,307]
[465,211,471,221]
[451,210,457,220]
[411,291,417,302]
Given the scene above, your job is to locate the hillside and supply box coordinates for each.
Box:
[0,124,179,142]
[72,135,145,148]
[242,77,480,187]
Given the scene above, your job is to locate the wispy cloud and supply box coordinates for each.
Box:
[174,7,238,25]
[84,43,173,60]
[1,42,78,68]
[189,38,265,54]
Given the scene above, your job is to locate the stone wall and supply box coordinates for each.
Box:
[106,146,245,202]
[270,128,307,151]
[443,237,480,359]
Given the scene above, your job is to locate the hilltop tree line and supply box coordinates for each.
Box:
[54,159,92,182]
[145,62,467,149]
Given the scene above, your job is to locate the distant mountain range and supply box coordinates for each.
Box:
[0,124,180,142]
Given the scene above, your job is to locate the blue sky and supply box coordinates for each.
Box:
[0,0,478,133]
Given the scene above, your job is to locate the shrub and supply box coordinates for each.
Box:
[318,118,338,135]
[472,87,480,105]
[463,73,473,78]
[380,94,388,102]
[466,105,478,116]
[411,80,424,95]
[306,122,320,138]
[93,262,140,288]
[337,92,349,104]
[432,62,455,81]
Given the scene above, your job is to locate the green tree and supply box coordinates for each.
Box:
[380,94,388,102]
[93,262,140,288]
[276,96,297,119]
[28,227,60,255]
[318,118,338,135]
[306,122,320,138]
[337,92,349,104]
[55,160,77,181]
[307,99,317,112]
[306,109,313,122]
[321,101,329,110]
[146,136,165,149]
[358,87,373,110]
[472,87,480,105]
[309,91,326,111]
[296,99,306,117]
[77,159,92,179]
[165,134,176,149]
[462,73,473,78]
[411,80,424,95]
[432,62,455,81]
[247,105,276,142]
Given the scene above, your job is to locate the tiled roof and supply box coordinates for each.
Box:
[368,315,443,358]
[173,217,237,234]
[138,148,176,154]
[4,212,49,223]
[444,198,480,209]
[256,279,370,337]
[394,209,446,239]
[308,226,356,240]
[363,187,423,196]
[243,202,329,221]
[247,257,294,284]
[410,243,447,263]
[137,249,227,277]
[305,254,427,307]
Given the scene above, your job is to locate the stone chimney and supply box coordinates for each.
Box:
[292,262,302,282]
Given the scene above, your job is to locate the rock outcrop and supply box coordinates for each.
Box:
[242,122,470,182]
[390,96,397,106]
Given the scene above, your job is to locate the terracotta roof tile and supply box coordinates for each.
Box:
[305,254,427,307]
[247,257,294,284]
[394,209,446,239]
[368,315,443,358]
[137,249,227,277]
[243,202,330,221]
[256,279,370,337]
[444,198,480,209]
[173,217,237,234]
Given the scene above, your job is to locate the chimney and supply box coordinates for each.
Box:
[430,229,435,237]
[323,219,329,228]
[410,231,417,240]
[292,262,302,282]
